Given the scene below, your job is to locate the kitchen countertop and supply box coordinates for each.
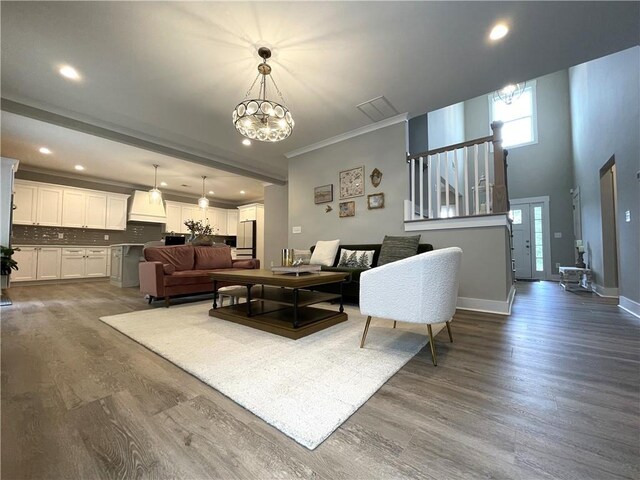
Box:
[109,243,145,247]
[13,244,112,248]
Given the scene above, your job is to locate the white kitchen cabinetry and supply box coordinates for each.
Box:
[164,202,183,234]
[110,244,143,288]
[105,195,128,230]
[238,204,258,222]
[13,180,127,230]
[207,207,228,235]
[61,247,108,278]
[13,181,63,226]
[12,247,61,281]
[227,210,238,236]
[62,189,108,229]
[181,205,204,230]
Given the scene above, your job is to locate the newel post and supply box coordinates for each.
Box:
[491,121,509,213]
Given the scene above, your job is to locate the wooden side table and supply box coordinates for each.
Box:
[559,266,592,292]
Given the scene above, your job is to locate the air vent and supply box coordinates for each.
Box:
[356,95,400,123]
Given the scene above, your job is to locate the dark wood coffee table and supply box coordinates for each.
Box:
[209,269,349,339]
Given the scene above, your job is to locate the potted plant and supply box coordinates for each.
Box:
[1,245,19,289]
[183,219,214,245]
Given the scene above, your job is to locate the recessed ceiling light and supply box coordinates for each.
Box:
[240,190,246,195]
[74,165,85,171]
[208,190,214,195]
[242,139,251,146]
[39,147,52,154]
[160,181,168,187]
[58,65,81,81]
[489,23,509,41]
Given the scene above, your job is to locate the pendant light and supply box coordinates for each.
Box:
[232,46,294,142]
[148,164,163,204]
[198,176,209,209]
[493,82,526,105]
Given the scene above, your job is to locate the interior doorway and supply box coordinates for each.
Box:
[599,157,619,295]
[511,197,551,280]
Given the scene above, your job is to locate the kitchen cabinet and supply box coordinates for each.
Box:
[110,244,143,288]
[227,210,238,236]
[11,247,61,281]
[13,181,63,226]
[62,189,107,229]
[238,204,258,222]
[13,180,127,230]
[207,207,228,235]
[105,195,128,230]
[164,202,183,234]
[61,247,108,278]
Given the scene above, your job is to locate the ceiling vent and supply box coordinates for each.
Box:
[356,95,400,123]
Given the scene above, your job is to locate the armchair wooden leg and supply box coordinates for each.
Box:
[446,320,453,342]
[427,324,437,366]
[360,316,372,348]
[393,321,397,329]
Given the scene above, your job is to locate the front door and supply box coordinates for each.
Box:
[511,206,532,279]
[511,201,547,280]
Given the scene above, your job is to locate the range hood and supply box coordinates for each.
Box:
[128,190,167,223]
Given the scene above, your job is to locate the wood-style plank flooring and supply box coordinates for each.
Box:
[2,281,639,479]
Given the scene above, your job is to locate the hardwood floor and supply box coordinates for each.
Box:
[2,281,638,479]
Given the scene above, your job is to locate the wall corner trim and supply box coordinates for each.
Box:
[285,113,409,158]
[619,296,640,320]
[456,285,516,315]
[592,283,619,298]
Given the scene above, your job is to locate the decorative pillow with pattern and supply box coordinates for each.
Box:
[337,249,375,269]
[377,235,421,266]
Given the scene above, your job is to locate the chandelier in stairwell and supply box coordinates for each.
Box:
[198,176,209,209]
[493,82,526,105]
[232,47,294,142]
[148,164,163,204]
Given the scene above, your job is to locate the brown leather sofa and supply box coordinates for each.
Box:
[139,244,260,306]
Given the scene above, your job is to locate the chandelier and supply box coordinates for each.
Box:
[232,47,294,142]
[198,176,209,209]
[493,82,526,105]
[148,164,162,204]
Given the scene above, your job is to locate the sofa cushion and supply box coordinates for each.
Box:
[164,269,212,287]
[194,245,233,270]
[162,263,176,275]
[232,259,256,269]
[377,235,421,266]
[310,239,340,266]
[144,245,194,271]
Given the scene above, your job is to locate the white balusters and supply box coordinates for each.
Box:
[454,149,459,217]
[410,157,415,220]
[419,156,424,219]
[436,152,441,219]
[427,155,433,218]
[463,146,469,216]
[484,141,490,214]
[474,144,480,215]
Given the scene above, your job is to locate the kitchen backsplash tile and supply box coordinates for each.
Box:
[12,223,164,246]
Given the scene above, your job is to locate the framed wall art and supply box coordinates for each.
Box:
[314,184,333,204]
[367,192,385,209]
[339,166,365,199]
[339,201,356,218]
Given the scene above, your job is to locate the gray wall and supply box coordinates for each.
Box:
[569,46,640,302]
[287,122,512,305]
[288,123,408,248]
[428,102,465,150]
[463,70,576,272]
[263,184,289,268]
[408,114,428,155]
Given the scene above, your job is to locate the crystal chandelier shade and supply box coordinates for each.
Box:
[198,176,209,209]
[493,82,526,105]
[148,164,162,204]
[232,47,294,143]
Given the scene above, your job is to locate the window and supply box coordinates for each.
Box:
[533,206,544,272]
[489,81,537,149]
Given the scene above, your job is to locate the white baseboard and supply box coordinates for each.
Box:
[457,285,516,316]
[592,283,619,298]
[619,296,640,319]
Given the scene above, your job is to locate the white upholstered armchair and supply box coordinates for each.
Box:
[359,247,463,365]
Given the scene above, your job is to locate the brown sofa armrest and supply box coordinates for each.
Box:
[139,261,165,297]
[232,258,260,269]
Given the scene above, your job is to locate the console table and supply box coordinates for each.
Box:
[559,266,592,292]
[209,269,349,339]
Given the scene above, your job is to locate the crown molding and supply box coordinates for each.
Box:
[285,113,408,159]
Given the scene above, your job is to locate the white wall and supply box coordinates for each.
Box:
[263,184,289,268]
[428,102,465,150]
[569,46,640,303]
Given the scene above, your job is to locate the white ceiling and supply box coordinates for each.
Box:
[1,2,638,181]
[0,112,266,203]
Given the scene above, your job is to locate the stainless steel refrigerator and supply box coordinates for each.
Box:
[236,220,256,260]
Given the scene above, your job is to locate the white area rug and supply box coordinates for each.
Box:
[100,302,441,449]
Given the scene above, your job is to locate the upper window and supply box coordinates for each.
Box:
[489,81,538,149]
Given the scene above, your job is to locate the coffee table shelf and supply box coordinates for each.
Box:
[219,286,342,308]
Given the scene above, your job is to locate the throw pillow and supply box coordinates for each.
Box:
[377,235,421,266]
[293,249,312,265]
[309,239,340,267]
[337,249,375,269]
